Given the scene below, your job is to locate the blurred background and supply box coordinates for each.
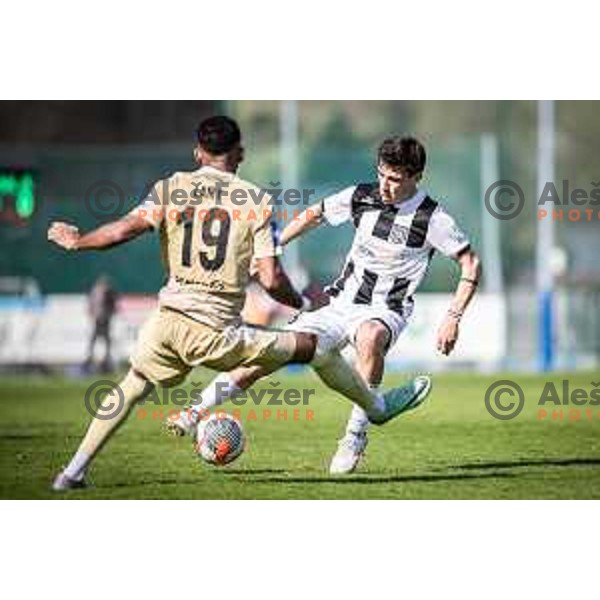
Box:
[0,100,598,374]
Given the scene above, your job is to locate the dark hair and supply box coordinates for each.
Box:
[377,136,426,176]
[196,116,241,155]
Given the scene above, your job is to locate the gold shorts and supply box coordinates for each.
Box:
[130,307,296,387]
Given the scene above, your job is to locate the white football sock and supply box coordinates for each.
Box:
[311,349,384,417]
[345,385,379,435]
[190,373,242,420]
[63,450,91,481]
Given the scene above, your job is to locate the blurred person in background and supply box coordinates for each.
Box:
[85,275,118,373]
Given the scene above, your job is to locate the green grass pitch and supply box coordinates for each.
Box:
[1,370,600,499]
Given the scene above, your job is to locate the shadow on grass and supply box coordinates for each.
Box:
[92,457,600,490]
[102,468,289,489]
[75,458,600,491]
[448,457,600,471]
[240,470,517,485]
[97,468,516,489]
[222,469,287,475]
[224,457,600,485]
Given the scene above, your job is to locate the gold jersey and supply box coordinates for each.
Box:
[130,165,277,329]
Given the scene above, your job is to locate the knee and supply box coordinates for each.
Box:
[292,332,318,363]
[230,366,267,389]
[310,346,341,370]
[123,368,156,402]
[356,322,390,358]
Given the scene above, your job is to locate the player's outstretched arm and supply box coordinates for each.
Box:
[48,214,153,251]
[436,247,482,356]
[280,202,324,246]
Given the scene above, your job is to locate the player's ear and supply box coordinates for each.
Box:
[236,144,245,165]
[226,144,244,172]
[193,145,202,166]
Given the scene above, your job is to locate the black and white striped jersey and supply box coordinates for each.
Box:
[321,182,470,315]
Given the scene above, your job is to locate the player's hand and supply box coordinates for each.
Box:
[436,316,460,356]
[48,221,80,250]
[301,283,330,311]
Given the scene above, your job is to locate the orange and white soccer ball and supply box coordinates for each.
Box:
[195,412,246,466]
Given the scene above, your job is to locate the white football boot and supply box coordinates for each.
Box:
[52,471,88,491]
[369,375,432,425]
[329,375,432,474]
[164,406,198,437]
[329,431,368,475]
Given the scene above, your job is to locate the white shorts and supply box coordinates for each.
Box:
[285,299,411,354]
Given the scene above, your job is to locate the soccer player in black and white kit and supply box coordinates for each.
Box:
[171,136,480,474]
[281,136,481,472]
